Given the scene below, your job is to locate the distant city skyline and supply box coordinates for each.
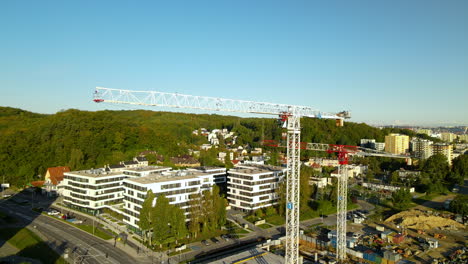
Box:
[1,1,467,126]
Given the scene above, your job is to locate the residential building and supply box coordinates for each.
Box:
[122,169,218,229]
[360,139,375,148]
[440,132,456,143]
[43,166,70,196]
[170,155,200,167]
[227,164,287,212]
[63,169,126,214]
[374,142,386,151]
[122,166,172,178]
[385,134,409,155]
[310,176,332,188]
[458,134,468,142]
[411,138,433,159]
[360,139,385,151]
[416,129,432,136]
[432,143,453,166]
[309,158,340,167]
[188,166,227,185]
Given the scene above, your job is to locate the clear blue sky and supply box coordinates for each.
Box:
[1,0,467,126]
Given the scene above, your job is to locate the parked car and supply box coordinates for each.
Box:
[221,234,230,241]
[210,238,220,244]
[48,210,60,215]
[201,240,210,246]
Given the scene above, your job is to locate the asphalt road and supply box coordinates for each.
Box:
[0,199,139,264]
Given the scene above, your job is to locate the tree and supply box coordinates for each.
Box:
[450,194,468,217]
[392,188,412,211]
[152,194,171,247]
[69,148,84,170]
[188,193,202,238]
[276,181,287,216]
[169,204,187,245]
[139,190,155,244]
[449,154,467,186]
[300,165,313,211]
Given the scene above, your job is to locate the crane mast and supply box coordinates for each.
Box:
[94,87,348,264]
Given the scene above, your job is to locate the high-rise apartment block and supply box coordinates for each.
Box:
[227,164,286,212]
[432,143,453,166]
[440,132,456,143]
[385,134,409,155]
[411,138,433,160]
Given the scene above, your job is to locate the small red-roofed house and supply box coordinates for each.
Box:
[44,166,70,196]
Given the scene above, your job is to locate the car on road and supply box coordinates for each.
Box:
[201,240,210,246]
[48,210,60,215]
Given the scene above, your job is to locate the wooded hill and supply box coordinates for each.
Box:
[0,106,423,186]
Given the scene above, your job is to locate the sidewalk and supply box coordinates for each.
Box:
[52,203,168,263]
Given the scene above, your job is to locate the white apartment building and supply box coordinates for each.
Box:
[227,164,287,212]
[187,166,227,185]
[63,166,171,214]
[63,169,126,214]
[122,170,219,229]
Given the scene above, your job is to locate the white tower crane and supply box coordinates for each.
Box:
[93,87,350,264]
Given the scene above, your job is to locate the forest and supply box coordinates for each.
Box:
[0,106,428,187]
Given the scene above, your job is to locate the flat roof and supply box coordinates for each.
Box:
[127,170,209,185]
[210,248,284,264]
[123,166,171,172]
[66,170,123,178]
[235,164,286,172]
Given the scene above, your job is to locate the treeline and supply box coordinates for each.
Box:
[139,186,226,248]
[1,106,412,186]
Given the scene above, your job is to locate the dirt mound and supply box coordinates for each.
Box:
[385,210,464,230]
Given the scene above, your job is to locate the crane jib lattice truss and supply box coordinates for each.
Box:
[93,87,349,264]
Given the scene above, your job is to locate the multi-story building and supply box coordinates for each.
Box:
[440,132,456,143]
[63,169,126,215]
[385,134,409,155]
[432,143,453,166]
[411,138,433,160]
[458,134,468,142]
[188,166,227,185]
[227,164,287,212]
[417,129,432,136]
[360,139,376,148]
[122,169,219,229]
[360,139,385,151]
[63,166,171,214]
[374,142,386,151]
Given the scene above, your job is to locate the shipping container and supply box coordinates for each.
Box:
[381,258,388,264]
[375,256,382,264]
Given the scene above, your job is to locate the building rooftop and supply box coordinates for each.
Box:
[66,169,124,178]
[123,166,171,172]
[126,170,210,184]
[210,248,284,264]
[234,164,286,172]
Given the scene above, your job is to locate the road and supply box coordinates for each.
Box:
[0,198,141,264]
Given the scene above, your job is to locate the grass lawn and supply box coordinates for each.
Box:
[169,248,191,256]
[257,223,272,229]
[76,225,113,240]
[265,214,285,225]
[0,228,66,264]
[42,213,113,240]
